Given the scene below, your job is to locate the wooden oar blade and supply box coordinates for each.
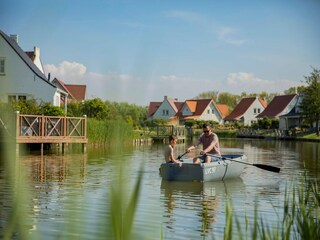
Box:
[253,164,280,173]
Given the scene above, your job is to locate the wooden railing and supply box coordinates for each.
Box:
[146,125,186,140]
[16,113,87,144]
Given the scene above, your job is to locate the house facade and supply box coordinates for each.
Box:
[224,97,267,126]
[177,99,228,125]
[256,94,298,129]
[278,94,306,130]
[147,96,183,120]
[0,30,64,108]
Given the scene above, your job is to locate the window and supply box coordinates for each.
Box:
[254,108,257,114]
[163,109,169,116]
[258,108,261,113]
[18,96,27,102]
[8,95,16,102]
[212,109,214,114]
[207,110,210,114]
[0,58,5,75]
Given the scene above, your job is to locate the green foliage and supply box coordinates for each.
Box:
[66,99,147,129]
[196,91,219,101]
[82,98,107,119]
[1,99,64,116]
[87,118,134,144]
[9,98,40,114]
[253,117,279,129]
[217,92,240,111]
[39,102,65,116]
[299,67,320,135]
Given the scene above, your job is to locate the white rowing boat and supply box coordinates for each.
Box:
[159,154,247,182]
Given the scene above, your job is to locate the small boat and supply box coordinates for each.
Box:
[159,154,247,182]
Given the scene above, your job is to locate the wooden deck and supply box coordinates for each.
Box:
[148,125,186,143]
[1,112,87,154]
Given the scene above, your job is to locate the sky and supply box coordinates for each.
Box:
[1,0,320,106]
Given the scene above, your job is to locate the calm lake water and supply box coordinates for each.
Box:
[0,138,319,239]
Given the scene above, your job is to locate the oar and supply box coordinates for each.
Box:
[207,154,280,173]
[177,152,188,162]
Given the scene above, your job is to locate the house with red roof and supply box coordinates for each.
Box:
[147,96,184,121]
[176,99,228,124]
[224,97,267,126]
[256,94,299,128]
[0,30,67,110]
[52,78,87,108]
[278,94,305,130]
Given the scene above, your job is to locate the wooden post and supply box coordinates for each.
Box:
[15,111,20,156]
[83,115,87,153]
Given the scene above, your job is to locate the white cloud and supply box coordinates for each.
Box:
[160,75,178,82]
[225,72,301,93]
[44,61,87,84]
[217,27,244,45]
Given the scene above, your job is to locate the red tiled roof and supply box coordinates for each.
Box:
[167,97,184,112]
[176,99,213,119]
[52,78,75,99]
[65,84,86,101]
[225,97,257,120]
[257,94,297,118]
[216,104,229,118]
[147,102,161,117]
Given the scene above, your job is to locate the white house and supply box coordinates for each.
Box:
[0,30,65,109]
[224,97,267,126]
[147,96,183,120]
[176,99,228,124]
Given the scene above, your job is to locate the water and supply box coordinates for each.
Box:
[0,138,319,239]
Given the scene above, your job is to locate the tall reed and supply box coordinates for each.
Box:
[223,179,320,239]
[87,118,134,145]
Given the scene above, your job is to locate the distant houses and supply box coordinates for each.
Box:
[224,97,267,126]
[0,30,86,113]
[148,97,228,125]
[147,94,307,131]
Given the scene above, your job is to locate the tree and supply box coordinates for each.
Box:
[299,68,320,135]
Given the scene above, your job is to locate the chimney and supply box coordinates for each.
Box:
[34,46,40,59]
[10,34,19,43]
[164,96,168,100]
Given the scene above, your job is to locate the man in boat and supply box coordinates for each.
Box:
[164,135,183,164]
[186,123,221,163]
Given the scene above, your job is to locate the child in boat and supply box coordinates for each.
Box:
[164,135,182,164]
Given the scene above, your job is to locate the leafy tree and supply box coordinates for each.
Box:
[82,98,107,119]
[217,92,240,110]
[196,91,219,101]
[299,68,320,135]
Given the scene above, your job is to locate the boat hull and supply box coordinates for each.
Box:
[160,154,246,182]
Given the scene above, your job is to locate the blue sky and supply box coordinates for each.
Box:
[1,0,319,106]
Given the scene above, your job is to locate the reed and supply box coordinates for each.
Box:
[223,179,320,239]
[87,118,134,145]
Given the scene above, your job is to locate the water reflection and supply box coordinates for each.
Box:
[160,179,246,237]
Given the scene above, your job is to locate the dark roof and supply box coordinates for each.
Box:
[176,99,213,119]
[0,30,55,88]
[65,84,86,101]
[256,94,297,118]
[147,102,162,117]
[52,78,75,99]
[225,97,266,121]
